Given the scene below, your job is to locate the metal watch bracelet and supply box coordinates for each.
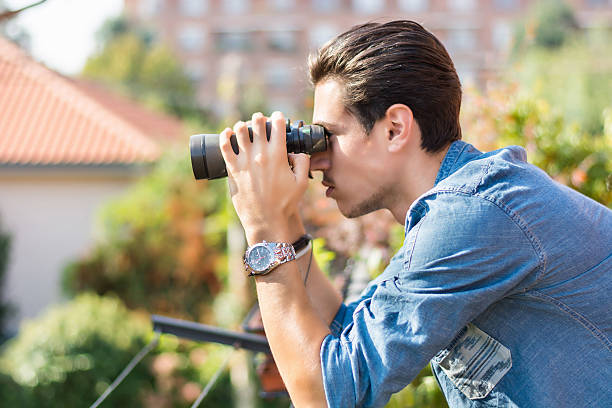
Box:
[244,241,296,277]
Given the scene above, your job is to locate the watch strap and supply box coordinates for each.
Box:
[245,241,296,276]
[292,234,312,254]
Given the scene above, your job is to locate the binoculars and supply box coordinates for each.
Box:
[190,119,327,180]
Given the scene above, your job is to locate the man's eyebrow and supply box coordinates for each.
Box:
[313,121,339,132]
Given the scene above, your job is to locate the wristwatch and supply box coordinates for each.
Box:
[244,241,296,276]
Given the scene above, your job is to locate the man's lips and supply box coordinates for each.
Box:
[322,179,335,197]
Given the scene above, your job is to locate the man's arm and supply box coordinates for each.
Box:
[289,215,344,326]
[219,111,341,406]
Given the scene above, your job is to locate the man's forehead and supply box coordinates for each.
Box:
[312,79,349,130]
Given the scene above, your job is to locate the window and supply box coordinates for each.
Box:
[398,0,428,12]
[352,0,385,14]
[492,21,512,50]
[216,31,252,52]
[493,0,518,11]
[309,24,338,48]
[312,0,341,12]
[179,0,208,16]
[267,30,297,52]
[178,25,206,52]
[268,97,296,116]
[184,61,206,83]
[223,0,250,14]
[265,63,293,89]
[455,64,476,85]
[586,0,609,6]
[268,0,295,11]
[445,28,477,52]
[447,0,476,12]
[140,0,163,18]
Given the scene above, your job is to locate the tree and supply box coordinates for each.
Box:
[512,0,579,52]
[509,2,612,135]
[82,17,202,120]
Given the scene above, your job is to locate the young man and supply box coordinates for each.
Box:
[219,21,612,407]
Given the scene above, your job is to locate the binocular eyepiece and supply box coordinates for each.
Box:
[190,119,327,180]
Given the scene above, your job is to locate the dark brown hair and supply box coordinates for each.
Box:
[309,20,462,152]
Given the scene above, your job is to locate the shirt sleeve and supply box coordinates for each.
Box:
[320,194,542,407]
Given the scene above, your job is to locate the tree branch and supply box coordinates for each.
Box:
[0,0,48,22]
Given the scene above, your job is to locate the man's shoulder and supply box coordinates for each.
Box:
[411,144,560,226]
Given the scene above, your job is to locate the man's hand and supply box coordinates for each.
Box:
[219,111,310,244]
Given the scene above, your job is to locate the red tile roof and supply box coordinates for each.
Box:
[0,36,185,167]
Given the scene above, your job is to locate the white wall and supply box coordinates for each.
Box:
[0,171,138,333]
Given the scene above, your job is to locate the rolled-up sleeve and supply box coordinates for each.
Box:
[320,194,542,407]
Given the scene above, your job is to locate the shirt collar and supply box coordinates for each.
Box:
[403,140,473,234]
[434,140,468,187]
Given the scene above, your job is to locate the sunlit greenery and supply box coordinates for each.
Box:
[62,150,231,323]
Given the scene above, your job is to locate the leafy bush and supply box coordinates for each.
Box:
[461,83,612,207]
[0,293,250,407]
[386,365,448,408]
[0,293,154,407]
[63,150,231,323]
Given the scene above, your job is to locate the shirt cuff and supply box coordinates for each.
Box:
[320,333,356,407]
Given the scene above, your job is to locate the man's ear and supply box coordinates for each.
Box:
[385,104,414,153]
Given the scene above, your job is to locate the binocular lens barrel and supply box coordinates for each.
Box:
[190,119,327,180]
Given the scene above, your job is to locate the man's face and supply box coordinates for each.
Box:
[310,79,393,218]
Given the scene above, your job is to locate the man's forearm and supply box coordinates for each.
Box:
[297,247,343,326]
[254,261,332,406]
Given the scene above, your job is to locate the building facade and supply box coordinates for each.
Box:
[124,0,612,117]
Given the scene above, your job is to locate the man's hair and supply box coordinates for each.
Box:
[309,20,462,152]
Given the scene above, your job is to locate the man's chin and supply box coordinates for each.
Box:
[337,192,387,219]
[337,200,371,219]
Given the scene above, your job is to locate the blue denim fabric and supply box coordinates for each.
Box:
[320,141,612,407]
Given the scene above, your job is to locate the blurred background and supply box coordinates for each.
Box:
[0,0,610,407]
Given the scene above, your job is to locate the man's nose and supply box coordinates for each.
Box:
[309,150,330,172]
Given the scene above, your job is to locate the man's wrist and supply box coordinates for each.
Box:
[246,226,294,246]
[245,214,305,245]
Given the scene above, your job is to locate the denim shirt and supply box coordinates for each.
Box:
[320,140,612,407]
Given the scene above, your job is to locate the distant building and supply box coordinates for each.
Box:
[123,0,612,117]
[0,36,185,333]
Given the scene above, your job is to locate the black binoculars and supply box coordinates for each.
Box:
[190,119,327,180]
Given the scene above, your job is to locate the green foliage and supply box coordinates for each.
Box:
[0,293,242,407]
[63,150,231,322]
[462,83,612,207]
[0,293,154,407]
[508,36,612,135]
[312,237,336,277]
[82,18,202,119]
[386,365,448,408]
[0,218,14,341]
[522,0,578,49]
[510,1,612,135]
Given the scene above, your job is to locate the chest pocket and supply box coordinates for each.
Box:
[432,323,512,400]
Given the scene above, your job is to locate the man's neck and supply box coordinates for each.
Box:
[388,143,451,225]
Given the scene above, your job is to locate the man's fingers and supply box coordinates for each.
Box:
[219,127,237,172]
[270,111,287,153]
[251,112,267,145]
[288,153,310,190]
[233,121,250,155]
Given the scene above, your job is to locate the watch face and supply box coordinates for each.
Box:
[247,245,273,272]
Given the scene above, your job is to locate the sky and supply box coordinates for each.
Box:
[4,0,124,74]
